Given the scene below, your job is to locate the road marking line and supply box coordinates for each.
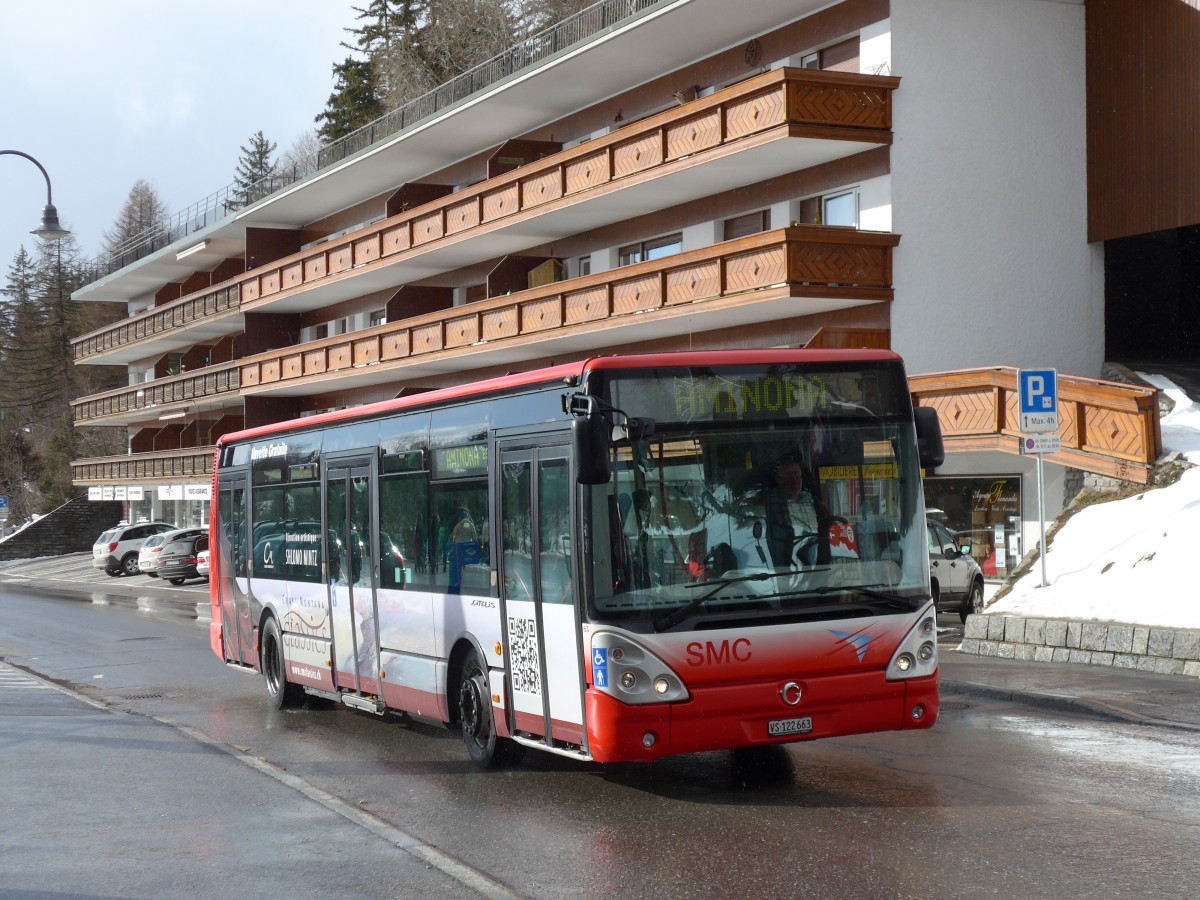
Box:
[0,659,518,898]
[152,714,521,899]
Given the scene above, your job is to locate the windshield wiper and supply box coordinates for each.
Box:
[798,584,927,612]
[652,571,776,632]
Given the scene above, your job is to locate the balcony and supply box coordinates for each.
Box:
[72,446,216,486]
[235,67,896,316]
[70,67,895,368]
[910,368,1162,483]
[72,362,240,428]
[240,226,899,395]
[73,284,241,365]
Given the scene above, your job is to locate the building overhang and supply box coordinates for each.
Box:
[73,0,845,304]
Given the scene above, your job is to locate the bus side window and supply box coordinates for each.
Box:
[379,472,429,590]
[433,482,489,596]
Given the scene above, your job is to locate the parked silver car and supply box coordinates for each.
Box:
[91,521,175,577]
[137,527,206,577]
[927,518,985,622]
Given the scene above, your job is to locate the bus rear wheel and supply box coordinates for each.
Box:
[458,648,522,769]
[261,616,302,710]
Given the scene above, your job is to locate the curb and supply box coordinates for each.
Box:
[941,679,1200,734]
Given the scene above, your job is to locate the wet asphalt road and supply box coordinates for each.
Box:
[0,573,1198,898]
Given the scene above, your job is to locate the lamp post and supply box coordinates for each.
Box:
[1,149,70,242]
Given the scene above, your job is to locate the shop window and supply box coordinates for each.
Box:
[619,233,682,267]
[924,476,1023,579]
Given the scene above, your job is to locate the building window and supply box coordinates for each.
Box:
[619,233,682,267]
[578,255,592,277]
[370,310,387,327]
[799,37,860,73]
[823,191,858,228]
[723,210,770,241]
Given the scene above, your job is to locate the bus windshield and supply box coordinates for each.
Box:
[584,363,928,629]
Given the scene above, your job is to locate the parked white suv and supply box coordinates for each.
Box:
[927,518,985,623]
[92,521,175,577]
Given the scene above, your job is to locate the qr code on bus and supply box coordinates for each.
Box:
[508,615,541,695]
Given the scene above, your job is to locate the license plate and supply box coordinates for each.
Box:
[768,716,813,736]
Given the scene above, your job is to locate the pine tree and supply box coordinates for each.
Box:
[227,131,278,210]
[0,240,125,516]
[314,58,386,144]
[102,179,170,266]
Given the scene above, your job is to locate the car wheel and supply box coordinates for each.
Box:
[168,577,185,586]
[121,553,140,577]
[458,647,523,769]
[930,580,941,610]
[960,580,984,623]
[261,616,303,710]
[105,568,121,577]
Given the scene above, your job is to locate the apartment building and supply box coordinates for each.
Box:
[71,0,1177,578]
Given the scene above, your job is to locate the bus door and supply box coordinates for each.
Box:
[324,456,382,698]
[217,474,251,665]
[496,440,585,752]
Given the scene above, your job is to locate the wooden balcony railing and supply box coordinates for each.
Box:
[237,67,898,312]
[910,368,1162,483]
[72,447,216,486]
[73,284,240,362]
[240,226,898,391]
[72,362,240,425]
[68,68,895,367]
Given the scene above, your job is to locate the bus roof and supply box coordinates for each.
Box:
[217,347,903,447]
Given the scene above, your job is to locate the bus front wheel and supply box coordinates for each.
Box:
[458,648,522,769]
[261,616,303,710]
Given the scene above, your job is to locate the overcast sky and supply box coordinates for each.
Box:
[1,1,359,267]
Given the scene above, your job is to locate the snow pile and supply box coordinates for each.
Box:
[989,373,1200,628]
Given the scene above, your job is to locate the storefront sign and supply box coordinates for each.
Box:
[158,485,184,501]
[970,479,1020,514]
[184,484,211,501]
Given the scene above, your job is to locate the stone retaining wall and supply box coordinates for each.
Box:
[961,614,1200,677]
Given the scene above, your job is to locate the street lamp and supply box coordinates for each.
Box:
[1,149,70,242]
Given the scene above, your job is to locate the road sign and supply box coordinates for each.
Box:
[1018,369,1059,434]
[0,496,8,520]
[1021,434,1061,455]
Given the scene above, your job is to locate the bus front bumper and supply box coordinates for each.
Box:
[585,670,938,763]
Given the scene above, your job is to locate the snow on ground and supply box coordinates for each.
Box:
[989,374,1200,629]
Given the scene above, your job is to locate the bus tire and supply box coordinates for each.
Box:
[458,648,522,769]
[261,616,302,710]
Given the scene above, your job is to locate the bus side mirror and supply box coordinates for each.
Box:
[572,401,611,485]
[914,406,945,470]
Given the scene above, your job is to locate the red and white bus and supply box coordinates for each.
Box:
[209,349,945,767]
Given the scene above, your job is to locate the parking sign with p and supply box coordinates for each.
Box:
[1018,369,1058,434]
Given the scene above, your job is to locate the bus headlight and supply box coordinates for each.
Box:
[591,633,689,704]
[886,602,939,681]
